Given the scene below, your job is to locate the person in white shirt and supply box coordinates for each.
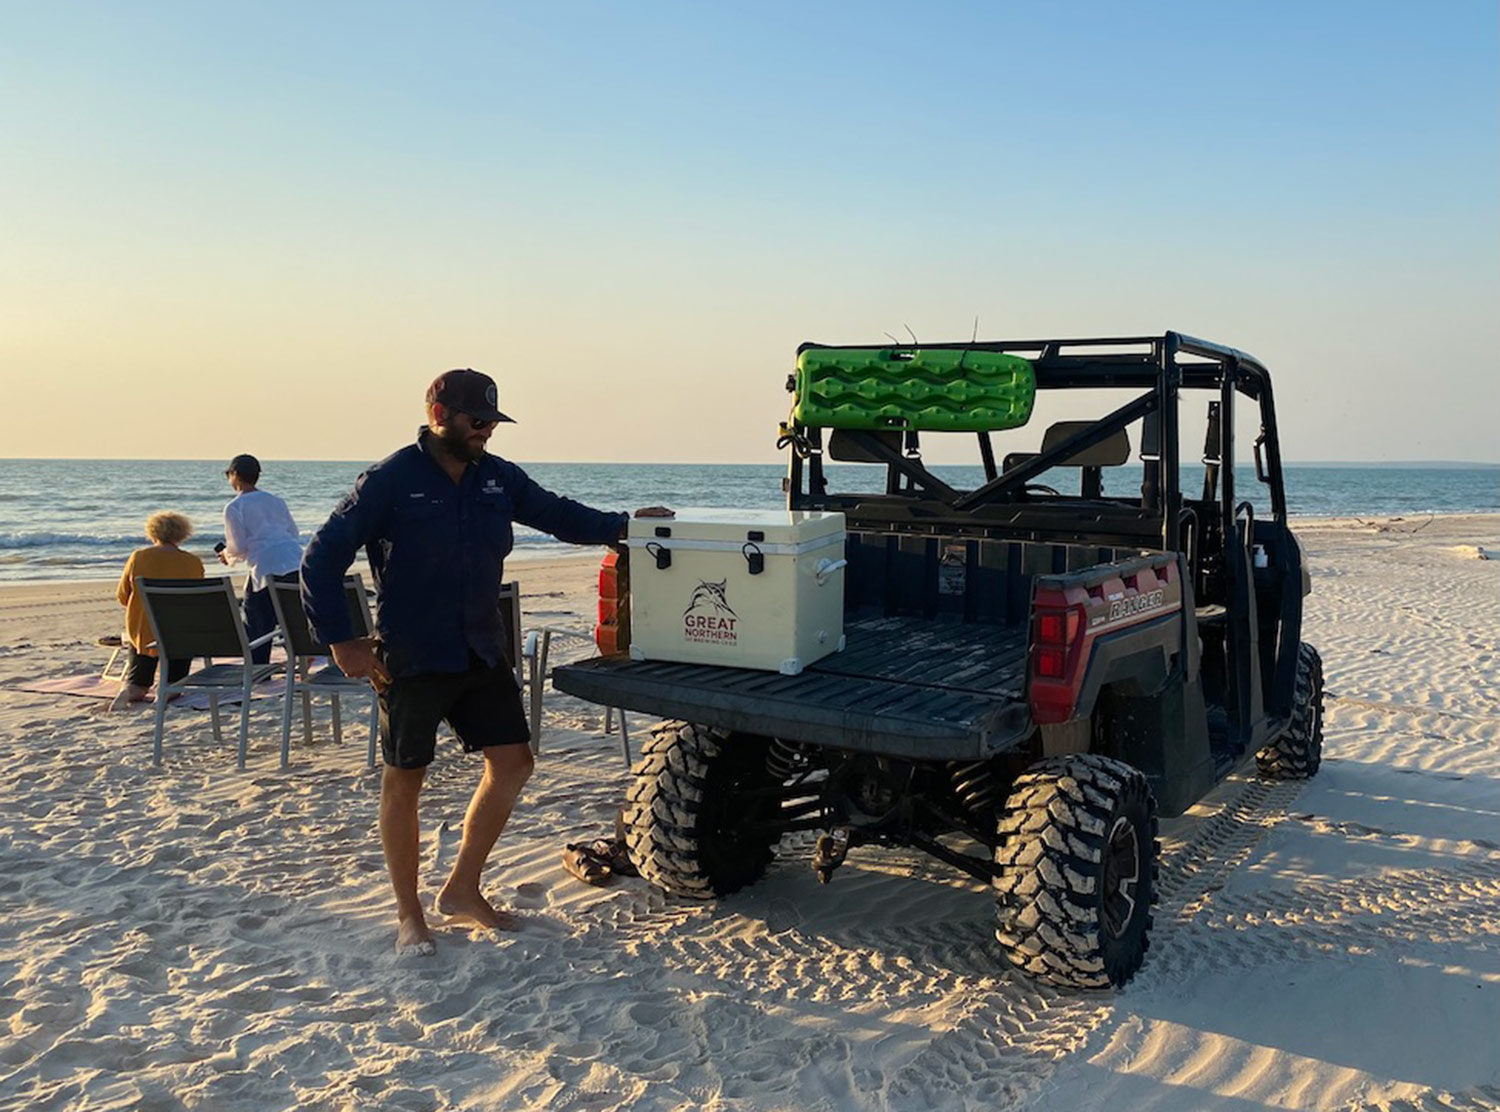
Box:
[221,453,304,663]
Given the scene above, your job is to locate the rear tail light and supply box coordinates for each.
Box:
[1036,647,1067,678]
[1037,609,1080,646]
[1029,601,1086,724]
[595,551,629,655]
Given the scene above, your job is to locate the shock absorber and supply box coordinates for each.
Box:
[949,760,1001,818]
[766,737,811,782]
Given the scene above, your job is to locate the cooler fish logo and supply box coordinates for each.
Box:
[684,579,738,645]
[684,580,736,618]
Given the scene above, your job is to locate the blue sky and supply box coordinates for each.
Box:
[2,2,1495,463]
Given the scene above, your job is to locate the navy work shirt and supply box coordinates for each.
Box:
[301,429,627,679]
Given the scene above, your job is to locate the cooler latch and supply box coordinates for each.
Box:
[742,542,764,575]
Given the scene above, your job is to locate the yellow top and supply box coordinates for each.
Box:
[116,545,206,654]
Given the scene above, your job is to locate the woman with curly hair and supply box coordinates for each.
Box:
[110,511,205,710]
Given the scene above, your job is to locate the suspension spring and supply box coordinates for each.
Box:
[949,760,1001,817]
[766,737,812,782]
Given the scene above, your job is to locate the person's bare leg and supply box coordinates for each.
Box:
[380,764,434,954]
[436,744,534,930]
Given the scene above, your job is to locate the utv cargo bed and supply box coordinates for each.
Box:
[552,615,1032,760]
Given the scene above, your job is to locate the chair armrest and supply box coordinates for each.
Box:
[248,630,279,650]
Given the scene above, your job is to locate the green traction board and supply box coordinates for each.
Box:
[793,348,1036,432]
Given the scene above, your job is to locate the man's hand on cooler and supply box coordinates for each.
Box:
[330,637,392,693]
[617,506,673,541]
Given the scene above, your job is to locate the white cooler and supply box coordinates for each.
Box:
[627,508,847,675]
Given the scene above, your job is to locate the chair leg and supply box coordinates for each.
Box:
[152,685,170,765]
[280,673,295,769]
[209,694,223,746]
[331,695,343,747]
[528,630,550,757]
[300,690,313,748]
[239,681,252,770]
[617,710,631,768]
[367,691,380,769]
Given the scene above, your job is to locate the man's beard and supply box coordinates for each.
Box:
[438,423,485,463]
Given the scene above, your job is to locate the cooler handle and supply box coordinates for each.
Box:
[814,558,848,586]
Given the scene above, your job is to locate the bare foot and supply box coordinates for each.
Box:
[435,887,520,932]
[394,913,435,957]
[108,684,149,712]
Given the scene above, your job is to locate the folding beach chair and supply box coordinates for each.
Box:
[268,572,380,769]
[98,633,129,681]
[497,581,540,747]
[137,577,279,769]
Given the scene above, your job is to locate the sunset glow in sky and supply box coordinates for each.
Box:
[2,2,1495,464]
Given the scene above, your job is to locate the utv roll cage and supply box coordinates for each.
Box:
[786,331,1288,556]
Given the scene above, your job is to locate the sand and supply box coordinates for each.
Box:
[0,517,1497,1112]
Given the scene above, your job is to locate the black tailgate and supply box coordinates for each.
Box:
[551,615,1033,760]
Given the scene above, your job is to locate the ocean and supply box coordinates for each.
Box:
[0,458,1494,583]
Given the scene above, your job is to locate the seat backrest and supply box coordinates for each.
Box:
[498,580,523,684]
[827,428,903,463]
[1037,421,1131,467]
[139,577,249,660]
[269,572,373,659]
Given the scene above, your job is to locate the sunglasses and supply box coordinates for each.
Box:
[462,413,496,432]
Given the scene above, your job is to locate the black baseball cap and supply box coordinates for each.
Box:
[426,368,514,424]
[225,453,261,481]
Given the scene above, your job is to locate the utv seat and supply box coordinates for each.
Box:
[1002,421,1132,498]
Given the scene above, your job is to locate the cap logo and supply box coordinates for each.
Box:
[486,384,498,407]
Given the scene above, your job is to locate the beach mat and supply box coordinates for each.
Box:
[14,672,285,710]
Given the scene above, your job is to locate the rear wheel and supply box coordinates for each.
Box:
[994,754,1159,990]
[1256,642,1323,780]
[622,722,779,898]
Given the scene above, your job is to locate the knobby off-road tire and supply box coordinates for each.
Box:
[1256,642,1323,780]
[622,722,778,899]
[994,754,1160,990]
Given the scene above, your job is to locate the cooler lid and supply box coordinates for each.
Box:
[627,507,844,546]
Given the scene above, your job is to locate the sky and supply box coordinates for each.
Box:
[1,1,1495,465]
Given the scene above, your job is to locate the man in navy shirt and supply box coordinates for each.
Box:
[302,368,669,956]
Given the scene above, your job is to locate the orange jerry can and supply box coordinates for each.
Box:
[595,550,631,655]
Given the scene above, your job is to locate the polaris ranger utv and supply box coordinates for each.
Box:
[553,332,1323,990]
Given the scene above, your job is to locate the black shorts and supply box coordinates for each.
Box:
[380,653,530,769]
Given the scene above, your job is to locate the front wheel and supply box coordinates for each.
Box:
[621,722,779,899]
[994,754,1160,990]
[1256,642,1323,780]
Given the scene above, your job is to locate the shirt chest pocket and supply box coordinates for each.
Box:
[391,501,449,558]
[472,498,514,553]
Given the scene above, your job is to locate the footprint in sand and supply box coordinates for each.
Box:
[765,897,802,934]
[512,882,550,909]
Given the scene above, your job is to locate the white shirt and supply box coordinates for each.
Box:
[223,489,304,591]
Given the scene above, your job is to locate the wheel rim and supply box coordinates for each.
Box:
[1102,816,1140,938]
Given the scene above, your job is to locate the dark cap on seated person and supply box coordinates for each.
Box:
[226,453,261,481]
[426,368,515,424]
